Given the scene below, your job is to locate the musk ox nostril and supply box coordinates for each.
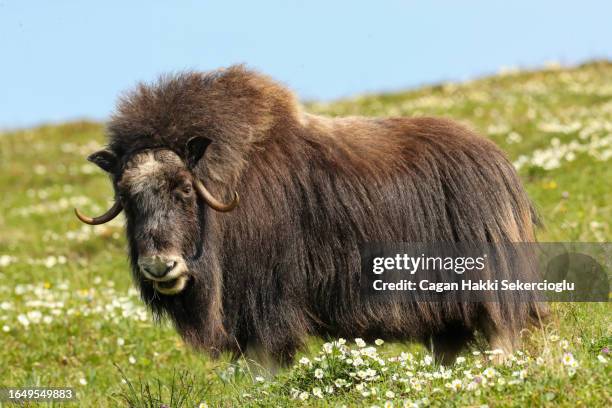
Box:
[139,256,177,278]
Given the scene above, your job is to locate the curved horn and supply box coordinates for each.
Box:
[74,201,123,225]
[194,179,239,212]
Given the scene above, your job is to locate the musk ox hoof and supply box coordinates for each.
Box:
[489,349,511,365]
[243,343,283,379]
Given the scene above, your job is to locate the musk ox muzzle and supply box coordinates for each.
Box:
[138,255,189,295]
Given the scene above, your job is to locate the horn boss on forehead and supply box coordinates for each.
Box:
[75,141,239,225]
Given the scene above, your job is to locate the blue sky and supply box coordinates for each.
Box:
[1,0,610,129]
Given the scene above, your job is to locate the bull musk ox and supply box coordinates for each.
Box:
[75,65,546,369]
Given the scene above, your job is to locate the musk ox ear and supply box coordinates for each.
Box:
[185,136,212,168]
[87,149,118,173]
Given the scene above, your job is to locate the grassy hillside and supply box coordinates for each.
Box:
[0,61,610,407]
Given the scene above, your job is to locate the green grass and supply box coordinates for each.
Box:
[0,61,610,407]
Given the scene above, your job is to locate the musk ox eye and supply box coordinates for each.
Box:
[175,183,193,200]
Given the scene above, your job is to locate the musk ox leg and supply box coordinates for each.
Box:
[479,302,548,364]
[429,324,474,366]
[483,303,549,364]
[243,342,283,378]
[481,323,518,364]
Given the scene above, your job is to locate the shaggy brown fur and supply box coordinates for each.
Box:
[91,65,547,366]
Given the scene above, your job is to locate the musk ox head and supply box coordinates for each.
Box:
[75,137,238,295]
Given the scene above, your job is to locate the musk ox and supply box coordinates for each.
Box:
[76,65,546,369]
